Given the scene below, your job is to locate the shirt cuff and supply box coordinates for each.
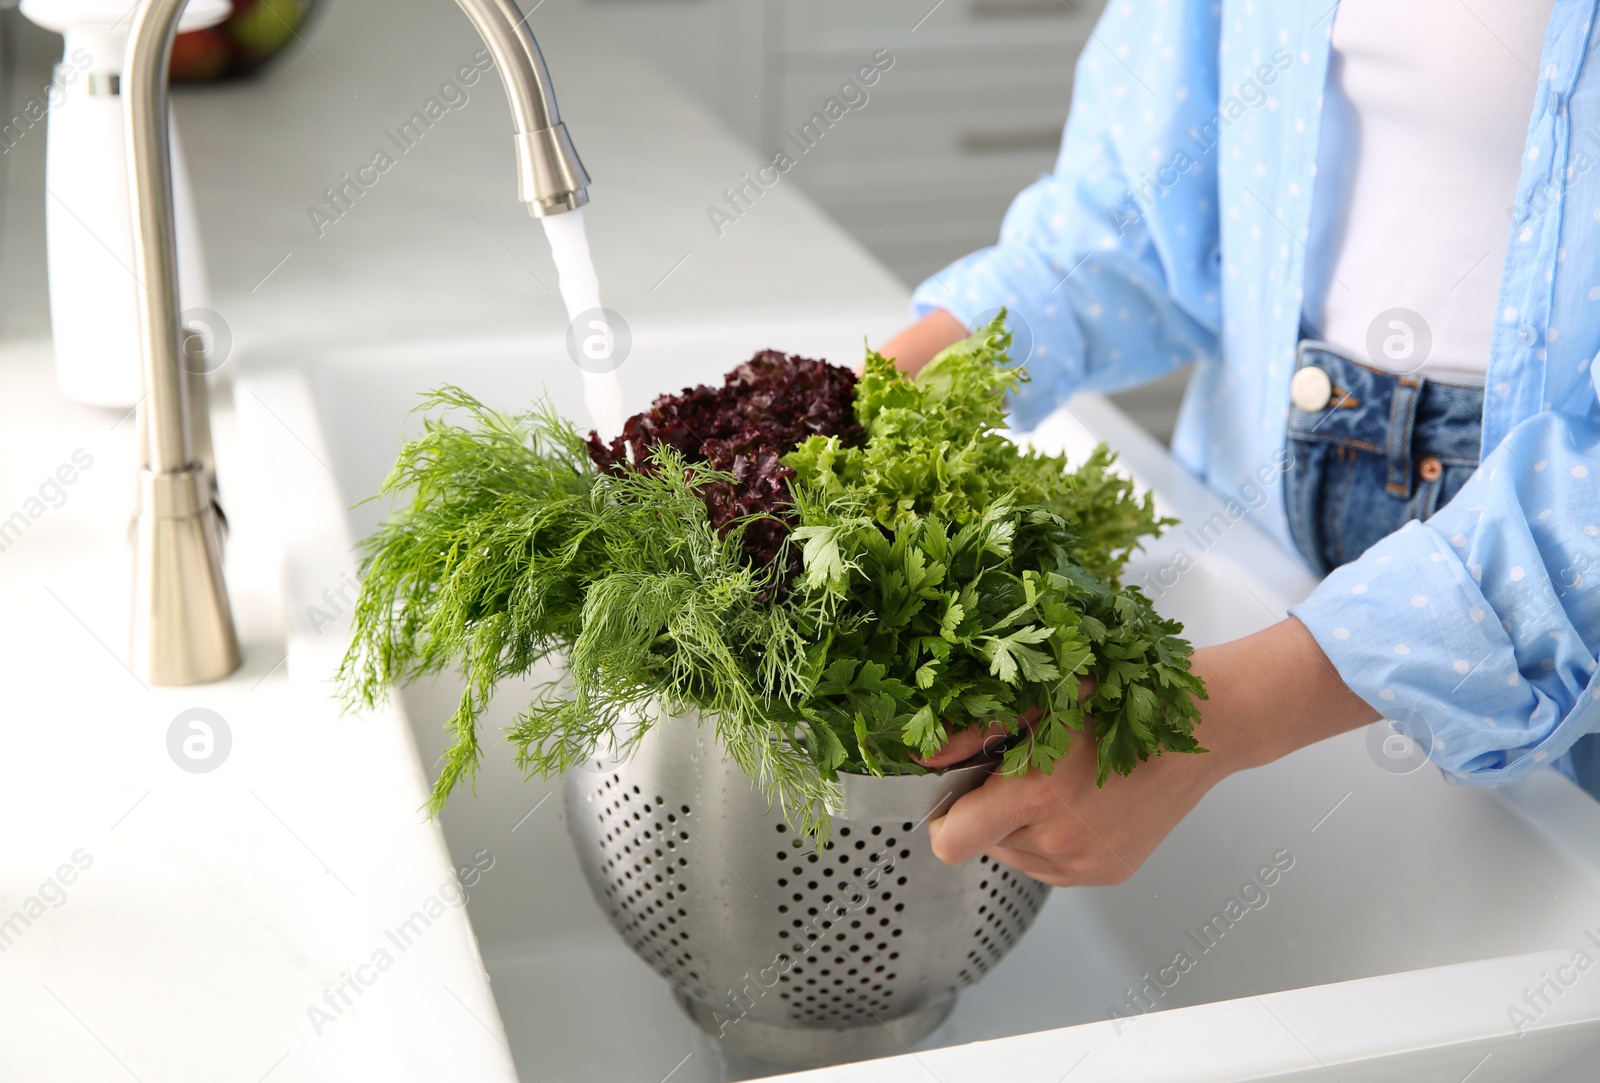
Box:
[909,245,1085,432]
[1289,519,1600,783]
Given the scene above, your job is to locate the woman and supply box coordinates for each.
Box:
[889,0,1600,886]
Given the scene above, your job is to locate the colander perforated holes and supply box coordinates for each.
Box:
[571,746,1051,1039]
[960,855,1051,982]
[768,827,916,1025]
[587,772,708,1000]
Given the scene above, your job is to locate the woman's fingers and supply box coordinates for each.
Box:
[927,773,1043,865]
[914,719,1010,768]
[915,705,1045,769]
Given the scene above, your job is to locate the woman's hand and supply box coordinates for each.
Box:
[920,618,1379,887]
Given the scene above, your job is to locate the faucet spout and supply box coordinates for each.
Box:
[453,0,591,216]
[124,0,590,684]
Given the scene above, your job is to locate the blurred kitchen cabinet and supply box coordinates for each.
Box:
[590,0,1189,444]
[591,0,1105,285]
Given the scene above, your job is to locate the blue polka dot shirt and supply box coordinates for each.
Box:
[911,1,1600,783]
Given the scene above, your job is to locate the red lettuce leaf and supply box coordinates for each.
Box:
[587,350,862,580]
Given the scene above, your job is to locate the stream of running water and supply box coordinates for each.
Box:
[541,207,626,439]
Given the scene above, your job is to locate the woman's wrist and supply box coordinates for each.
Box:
[877,309,969,378]
[1187,617,1380,777]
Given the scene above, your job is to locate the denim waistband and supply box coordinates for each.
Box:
[1288,341,1486,499]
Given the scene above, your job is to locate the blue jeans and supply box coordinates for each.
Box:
[1282,340,1600,796]
[1284,341,1484,577]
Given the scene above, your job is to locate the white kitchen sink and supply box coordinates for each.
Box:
[234,310,1600,1082]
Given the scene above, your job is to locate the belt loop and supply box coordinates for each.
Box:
[1387,375,1425,498]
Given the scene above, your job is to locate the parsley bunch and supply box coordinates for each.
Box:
[338,316,1206,837]
[784,317,1205,785]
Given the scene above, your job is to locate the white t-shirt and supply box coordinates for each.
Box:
[1302,0,1553,384]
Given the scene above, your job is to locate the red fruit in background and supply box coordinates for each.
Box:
[169,26,231,83]
[170,0,317,83]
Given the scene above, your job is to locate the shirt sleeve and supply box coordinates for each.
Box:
[910,0,1226,430]
[1289,400,1600,783]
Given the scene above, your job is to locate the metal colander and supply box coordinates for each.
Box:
[563,712,1051,1066]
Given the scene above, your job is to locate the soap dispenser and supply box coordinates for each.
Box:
[20,0,229,407]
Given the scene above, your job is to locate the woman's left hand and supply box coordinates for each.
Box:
[919,618,1379,887]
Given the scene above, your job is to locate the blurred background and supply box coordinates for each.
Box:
[585,0,1190,442]
[0,0,1190,440]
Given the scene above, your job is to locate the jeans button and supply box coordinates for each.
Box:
[1291,366,1333,411]
[1517,323,1538,347]
[1419,455,1444,481]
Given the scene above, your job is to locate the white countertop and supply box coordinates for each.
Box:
[0,336,523,1082]
[0,1,910,1078]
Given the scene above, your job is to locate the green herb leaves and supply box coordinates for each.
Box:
[339,314,1206,839]
[337,393,837,834]
[783,495,1204,787]
[787,317,1165,583]
[787,500,1092,772]
[782,315,1205,788]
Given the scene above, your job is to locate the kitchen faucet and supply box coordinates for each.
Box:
[125,0,590,685]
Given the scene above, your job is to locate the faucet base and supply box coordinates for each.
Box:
[132,465,241,686]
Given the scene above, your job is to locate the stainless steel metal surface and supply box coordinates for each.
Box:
[832,753,997,824]
[129,467,236,684]
[125,0,238,685]
[121,0,588,683]
[672,990,956,1066]
[564,714,1051,1067]
[451,0,590,216]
